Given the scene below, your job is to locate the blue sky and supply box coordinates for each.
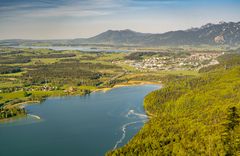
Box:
[0,0,240,39]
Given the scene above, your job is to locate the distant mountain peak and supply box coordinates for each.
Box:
[2,21,240,46]
[120,29,135,32]
[81,21,240,45]
[219,21,226,24]
[200,23,215,29]
[105,29,138,33]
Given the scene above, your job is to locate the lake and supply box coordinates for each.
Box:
[0,85,159,156]
[11,45,130,52]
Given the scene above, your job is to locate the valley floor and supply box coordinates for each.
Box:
[1,46,239,155]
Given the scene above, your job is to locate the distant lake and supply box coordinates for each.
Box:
[11,45,130,52]
[0,85,160,156]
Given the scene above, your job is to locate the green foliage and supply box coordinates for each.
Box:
[23,91,32,97]
[0,107,26,119]
[0,50,23,56]
[224,107,240,131]
[0,56,31,64]
[125,52,157,60]
[0,47,125,120]
[31,53,76,58]
[22,62,114,86]
[124,51,190,60]
[199,53,240,73]
[0,66,21,74]
[222,107,240,156]
[107,54,240,155]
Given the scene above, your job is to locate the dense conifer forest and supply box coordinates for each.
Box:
[107,54,240,155]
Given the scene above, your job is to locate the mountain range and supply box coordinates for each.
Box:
[1,21,240,46]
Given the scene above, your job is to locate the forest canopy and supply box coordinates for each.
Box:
[107,53,240,155]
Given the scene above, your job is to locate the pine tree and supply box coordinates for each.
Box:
[222,107,240,156]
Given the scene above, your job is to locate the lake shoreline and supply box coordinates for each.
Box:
[0,84,159,155]
[93,80,161,93]
[0,81,161,122]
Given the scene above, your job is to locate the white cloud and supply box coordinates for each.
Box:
[0,0,123,19]
[0,0,240,39]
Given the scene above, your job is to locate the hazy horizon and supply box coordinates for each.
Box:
[1,0,240,40]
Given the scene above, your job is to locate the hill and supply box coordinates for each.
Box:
[83,21,240,46]
[107,53,240,155]
[1,21,240,46]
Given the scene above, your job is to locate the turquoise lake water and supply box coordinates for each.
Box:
[0,85,159,156]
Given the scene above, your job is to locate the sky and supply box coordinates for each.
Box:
[0,0,240,39]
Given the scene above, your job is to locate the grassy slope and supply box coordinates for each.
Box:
[107,54,240,155]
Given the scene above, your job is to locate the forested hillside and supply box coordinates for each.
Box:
[107,54,240,155]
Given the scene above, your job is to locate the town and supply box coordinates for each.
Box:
[116,52,224,71]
